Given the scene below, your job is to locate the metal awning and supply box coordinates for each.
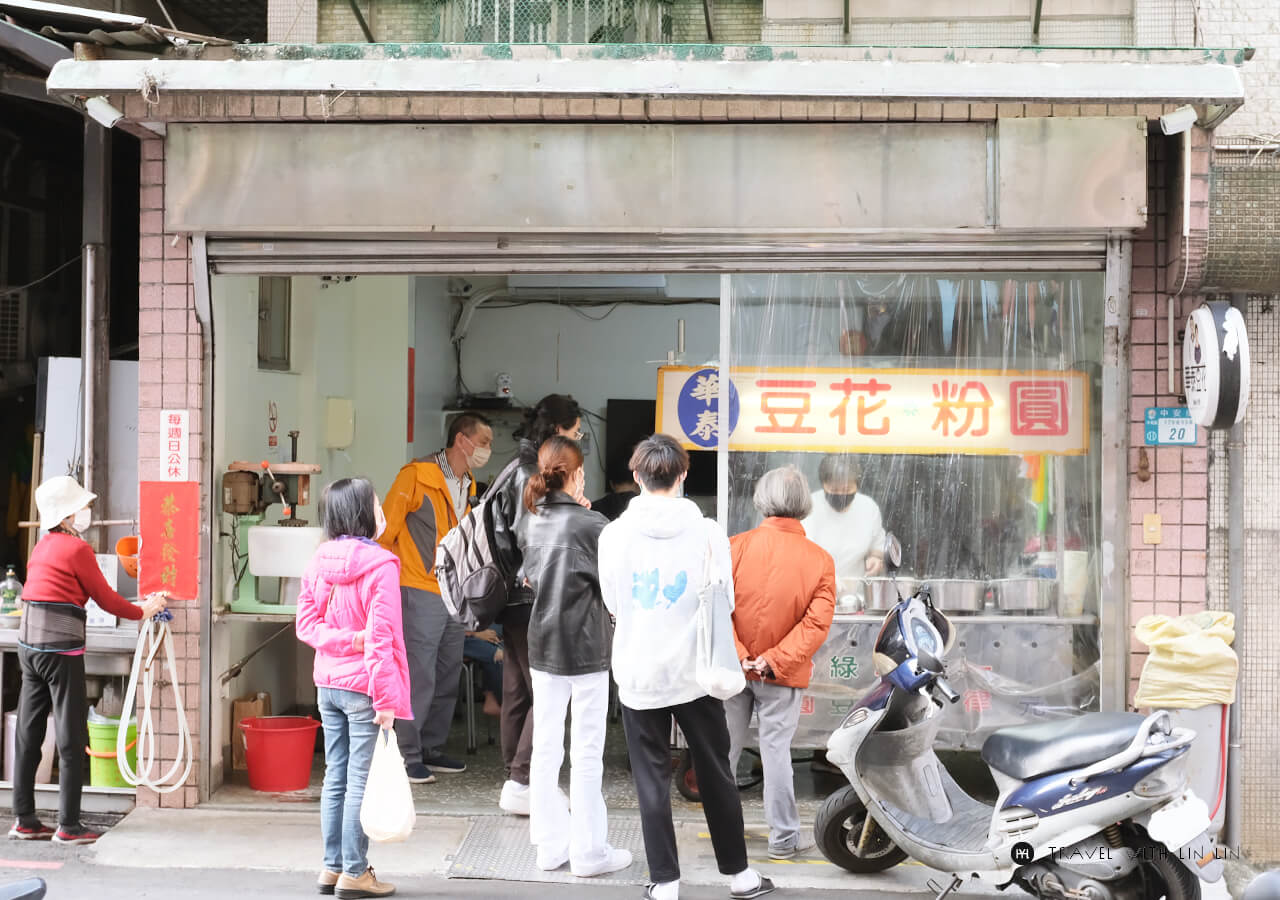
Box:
[205,234,1109,275]
[0,0,235,48]
[46,56,1246,107]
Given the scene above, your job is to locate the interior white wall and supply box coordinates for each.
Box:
[209,274,410,788]
[436,276,720,498]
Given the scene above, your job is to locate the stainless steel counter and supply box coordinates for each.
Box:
[773,614,1100,751]
[0,625,139,675]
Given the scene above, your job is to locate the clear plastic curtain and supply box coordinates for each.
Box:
[724,272,1104,748]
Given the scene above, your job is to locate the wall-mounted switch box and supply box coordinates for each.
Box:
[1143,513,1162,545]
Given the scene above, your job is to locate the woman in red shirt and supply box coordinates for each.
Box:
[9,477,165,845]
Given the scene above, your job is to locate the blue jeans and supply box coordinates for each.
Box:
[318,687,378,876]
[464,625,503,701]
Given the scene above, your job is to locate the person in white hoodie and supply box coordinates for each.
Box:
[599,434,775,900]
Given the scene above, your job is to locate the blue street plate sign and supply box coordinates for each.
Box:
[1145,407,1197,446]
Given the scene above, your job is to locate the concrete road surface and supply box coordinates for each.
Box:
[0,807,998,899]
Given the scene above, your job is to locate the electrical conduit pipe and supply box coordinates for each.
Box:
[115,611,193,793]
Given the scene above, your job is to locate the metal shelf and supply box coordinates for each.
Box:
[0,627,139,654]
[213,608,296,624]
[832,613,1098,626]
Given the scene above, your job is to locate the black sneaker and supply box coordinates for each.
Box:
[8,821,53,841]
[425,754,466,774]
[405,763,436,784]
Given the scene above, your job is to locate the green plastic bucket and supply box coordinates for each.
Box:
[87,720,136,788]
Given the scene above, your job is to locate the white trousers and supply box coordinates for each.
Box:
[529,668,612,869]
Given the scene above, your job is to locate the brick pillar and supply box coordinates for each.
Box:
[1126,131,1211,707]
[137,136,203,808]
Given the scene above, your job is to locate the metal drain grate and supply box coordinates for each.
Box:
[446,814,648,885]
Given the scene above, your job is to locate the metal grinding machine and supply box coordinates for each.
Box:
[222,430,323,615]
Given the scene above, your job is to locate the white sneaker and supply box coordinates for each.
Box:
[499,780,531,816]
[572,847,633,878]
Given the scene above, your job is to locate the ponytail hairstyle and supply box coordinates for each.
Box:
[523,436,585,513]
[515,394,582,448]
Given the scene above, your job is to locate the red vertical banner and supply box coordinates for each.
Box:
[407,347,416,444]
[139,481,200,601]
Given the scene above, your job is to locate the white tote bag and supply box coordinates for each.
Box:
[360,728,416,843]
[694,536,746,701]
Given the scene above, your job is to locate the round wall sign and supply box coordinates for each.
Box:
[1183,301,1250,429]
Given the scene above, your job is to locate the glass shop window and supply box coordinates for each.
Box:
[660,272,1105,749]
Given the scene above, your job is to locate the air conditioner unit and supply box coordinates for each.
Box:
[505,274,667,296]
[0,290,28,364]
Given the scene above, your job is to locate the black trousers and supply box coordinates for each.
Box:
[621,695,748,884]
[13,648,88,828]
[499,620,534,785]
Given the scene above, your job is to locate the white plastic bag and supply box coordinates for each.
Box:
[359,729,415,843]
[695,538,745,701]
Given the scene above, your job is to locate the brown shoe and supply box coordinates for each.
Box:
[317,869,341,895]
[335,867,395,899]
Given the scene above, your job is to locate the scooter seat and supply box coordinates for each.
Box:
[981,712,1146,781]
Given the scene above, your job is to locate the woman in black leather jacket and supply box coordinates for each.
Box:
[490,394,583,816]
[517,437,631,878]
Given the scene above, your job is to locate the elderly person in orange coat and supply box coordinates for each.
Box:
[726,466,836,860]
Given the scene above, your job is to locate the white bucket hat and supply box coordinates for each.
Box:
[35,476,96,531]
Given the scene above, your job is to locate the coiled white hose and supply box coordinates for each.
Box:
[116,613,193,793]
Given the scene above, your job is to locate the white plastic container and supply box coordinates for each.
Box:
[247,526,324,578]
[4,712,55,784]
[1060,551,1091,617]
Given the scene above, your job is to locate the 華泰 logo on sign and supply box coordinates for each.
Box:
[676,368,741,449]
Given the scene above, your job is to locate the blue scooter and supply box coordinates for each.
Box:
[817,535,1223,900]
[0,879,45,900]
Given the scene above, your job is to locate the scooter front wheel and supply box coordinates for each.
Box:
[815,785,907,874]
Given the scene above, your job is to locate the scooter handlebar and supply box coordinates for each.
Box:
[933,677,960,704]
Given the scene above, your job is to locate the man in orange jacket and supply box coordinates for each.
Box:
[727,466,835,860]
[380,412,493,782]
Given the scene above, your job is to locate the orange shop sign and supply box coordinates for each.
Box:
[656,366,1089,456]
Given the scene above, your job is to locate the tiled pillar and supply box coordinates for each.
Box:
[1126,131,1211,707]
[137,136,203,808]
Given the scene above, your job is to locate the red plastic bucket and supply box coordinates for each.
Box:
[240,716,321,792]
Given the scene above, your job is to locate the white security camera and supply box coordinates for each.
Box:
[1159,105,1198,135]
[84,96,123,129]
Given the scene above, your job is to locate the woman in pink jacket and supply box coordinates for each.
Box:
[296,477,411,900]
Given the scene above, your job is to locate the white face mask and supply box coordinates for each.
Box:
[373,505,387,540]
[468,445,492,470]
[71,508,92,533]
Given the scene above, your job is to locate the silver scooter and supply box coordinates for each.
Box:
[816,535,1223,900]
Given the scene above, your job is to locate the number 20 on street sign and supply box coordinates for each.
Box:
[1145,407,1197,446]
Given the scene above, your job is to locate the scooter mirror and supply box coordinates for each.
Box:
[883,533,902,571]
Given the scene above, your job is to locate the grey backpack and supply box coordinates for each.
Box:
[434,458,520,630]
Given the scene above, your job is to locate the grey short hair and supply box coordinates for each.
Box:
[752,466,812,520]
